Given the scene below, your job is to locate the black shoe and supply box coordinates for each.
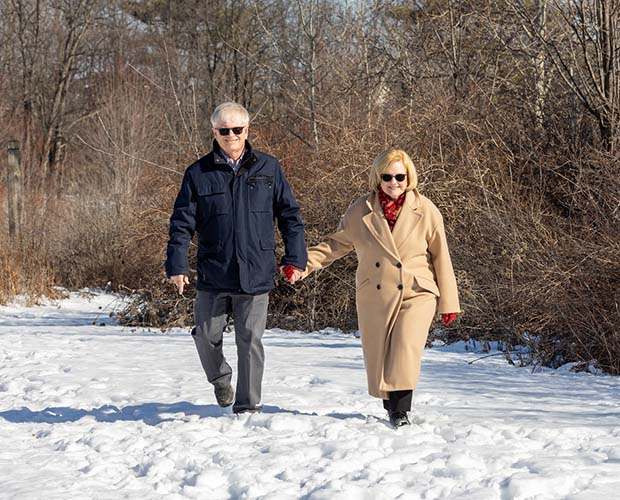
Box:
[233,405,263,415]
[214,383,234,407]
[388,410,410,428]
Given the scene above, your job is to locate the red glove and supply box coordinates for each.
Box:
[442,313,457,325]
[281,265,297,282]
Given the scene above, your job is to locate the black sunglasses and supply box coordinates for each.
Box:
[381,173,407,182]
[216,126,245,135]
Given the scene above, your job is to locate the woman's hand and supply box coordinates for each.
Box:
[442,313,457,325]
[280,265,303,284]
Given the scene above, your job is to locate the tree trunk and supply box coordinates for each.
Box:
[7,141,23,241]
[533,0,547,131]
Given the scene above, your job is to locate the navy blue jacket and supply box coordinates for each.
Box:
[165,141,307,294]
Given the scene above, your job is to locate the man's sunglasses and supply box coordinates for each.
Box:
[381,173,407,182]
[216,127,245,135]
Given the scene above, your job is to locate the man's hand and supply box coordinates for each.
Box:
[442,313,458,326]
[280,265,303,284]
[170,275,190,295]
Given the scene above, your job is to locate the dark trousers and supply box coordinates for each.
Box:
[382,390,413,412]
[192,290,269,413]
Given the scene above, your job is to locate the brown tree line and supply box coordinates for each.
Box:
[1,0,619,373]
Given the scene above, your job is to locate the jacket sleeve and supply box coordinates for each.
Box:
[303,206,355,277]
[165,169,197,277]
[273,163,308,269]
[427,209,461,313]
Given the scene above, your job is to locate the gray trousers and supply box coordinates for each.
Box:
[192,289,269,413]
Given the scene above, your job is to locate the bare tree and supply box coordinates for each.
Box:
[42,0,99,184]
[4,0,43,183]
[509,0,620,151]
[532,0,549,130]
[3,0,101,189]
[252,0,354,151]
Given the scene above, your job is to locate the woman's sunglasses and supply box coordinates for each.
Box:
[381,173,407,182]
[216,127,245,136]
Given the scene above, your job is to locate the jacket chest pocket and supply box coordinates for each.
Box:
[196,183,229,215]
[247,175,273,212]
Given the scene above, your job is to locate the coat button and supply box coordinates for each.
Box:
[396,262,402,268]
[375,262,380,267]
[398,284,403,290]
[376,284,381,290]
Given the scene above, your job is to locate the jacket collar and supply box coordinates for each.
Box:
[210,139,257,171]
[362,192,400,261]
[362,190,423,259]
[391,190,423,250]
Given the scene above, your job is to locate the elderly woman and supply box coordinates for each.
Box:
[290,148,460,428]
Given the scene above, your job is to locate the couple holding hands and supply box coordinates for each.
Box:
[165,102,460,428]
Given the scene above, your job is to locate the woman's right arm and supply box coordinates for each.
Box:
[303,209,355,278]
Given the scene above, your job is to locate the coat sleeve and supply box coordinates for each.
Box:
[273,163,308,270]
[165,169,197,277]
[427,210,461,314]
[303,206,356,277]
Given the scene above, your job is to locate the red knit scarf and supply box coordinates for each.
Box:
[378,190,406,232]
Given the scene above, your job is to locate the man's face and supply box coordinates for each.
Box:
[212,112,249,160]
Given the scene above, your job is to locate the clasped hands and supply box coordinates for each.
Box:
[279,265,303,284]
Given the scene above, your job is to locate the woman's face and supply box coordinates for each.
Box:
[380,160,408,200]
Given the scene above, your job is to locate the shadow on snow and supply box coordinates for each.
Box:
[0,402,367,425]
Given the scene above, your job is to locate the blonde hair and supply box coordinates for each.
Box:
[368,148,418,193]
[210,102,250,127]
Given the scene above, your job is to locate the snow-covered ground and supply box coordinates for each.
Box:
[1,293,619,500]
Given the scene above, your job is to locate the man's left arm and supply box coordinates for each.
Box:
[273,163,307,270]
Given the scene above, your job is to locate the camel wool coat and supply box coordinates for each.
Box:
[303,190,460,400]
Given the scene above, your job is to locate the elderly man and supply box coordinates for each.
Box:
[165,102,307,414]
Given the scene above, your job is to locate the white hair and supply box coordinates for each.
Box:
[210,102,250,127]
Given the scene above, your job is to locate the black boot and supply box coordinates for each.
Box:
[383,390,413,428]
[214,382,235,407]
[388,410,410,428]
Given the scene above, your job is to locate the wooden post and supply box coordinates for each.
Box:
[7,140,23,240]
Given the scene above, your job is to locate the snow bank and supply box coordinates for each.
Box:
[1,293,619,499]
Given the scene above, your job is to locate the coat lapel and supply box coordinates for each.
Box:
[391,190,423,251]
[361,193,401,262]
